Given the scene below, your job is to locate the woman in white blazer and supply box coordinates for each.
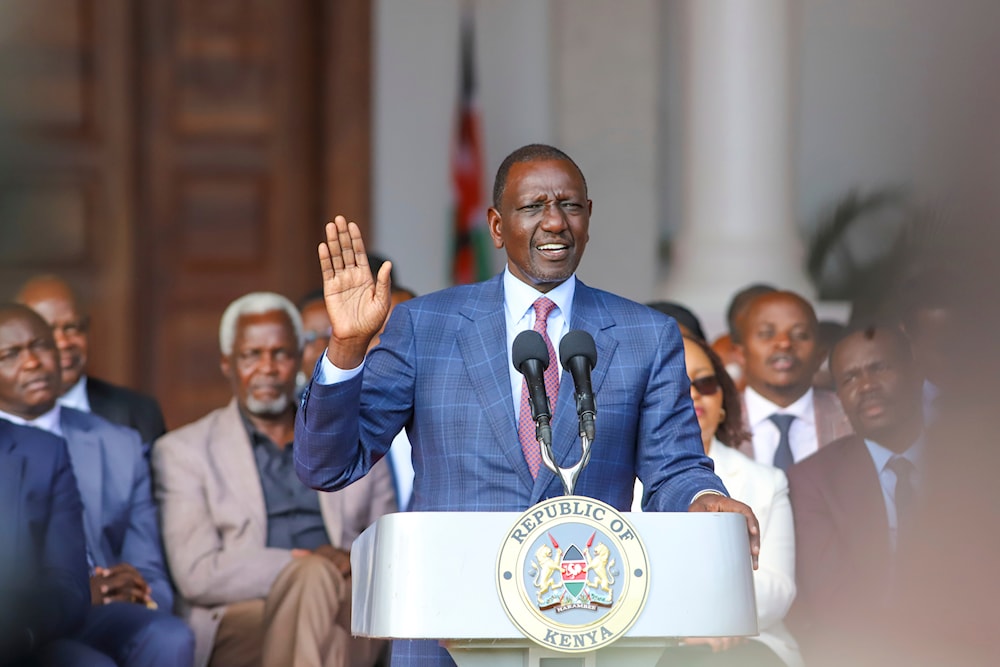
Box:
[643,335,803,667]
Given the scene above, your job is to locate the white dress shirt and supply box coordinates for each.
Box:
[58,374,92,413]
[0,404,64,437]
[744,386,818,466]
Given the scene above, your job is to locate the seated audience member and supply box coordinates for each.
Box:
[0,419,106,667]
[0,304,193,667]
[16,276,167,444]
[296,288,332,398]
[646,301,707,341]
[153,292,395,667]
[638,337,801,667]
[897,270,957,424]
[736,291,852,470]
[712,284,779,393]
[811,320,847,391]
[787,325,924,665]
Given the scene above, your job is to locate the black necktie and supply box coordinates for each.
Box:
[769,414,795,471]
[887,455,915,546]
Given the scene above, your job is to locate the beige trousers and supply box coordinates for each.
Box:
[208,554,384,667]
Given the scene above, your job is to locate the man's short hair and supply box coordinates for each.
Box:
[219,292,304,355]
[492,143,588,209]
[829,323,913,374]
[727,283,777,341]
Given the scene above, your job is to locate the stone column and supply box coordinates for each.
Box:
[661,0,811,336]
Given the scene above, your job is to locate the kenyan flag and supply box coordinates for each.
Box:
[560,545,588,600]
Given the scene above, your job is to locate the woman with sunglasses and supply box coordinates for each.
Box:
[648,336,802,667]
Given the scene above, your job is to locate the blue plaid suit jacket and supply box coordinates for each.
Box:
[295,274,726,666]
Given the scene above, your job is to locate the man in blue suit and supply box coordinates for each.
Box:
[0,419,111,666]
[0,304,193,667]
[294,144,760,666]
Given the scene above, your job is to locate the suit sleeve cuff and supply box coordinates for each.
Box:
[317,354,364,385]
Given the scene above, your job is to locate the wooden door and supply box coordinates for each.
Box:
[0,0,371,430]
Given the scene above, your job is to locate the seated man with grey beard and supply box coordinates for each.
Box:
[152,292,396,667]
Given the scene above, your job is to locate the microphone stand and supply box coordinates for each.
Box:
[538,426,593,496]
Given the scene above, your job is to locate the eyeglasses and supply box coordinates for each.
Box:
[690,375,720,396]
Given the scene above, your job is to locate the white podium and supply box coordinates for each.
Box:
[351,511,757,667]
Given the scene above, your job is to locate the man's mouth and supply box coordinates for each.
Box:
[858,399,888,419]
[23,377,54,392]
[535,242,570,259]
[767,354,797,371]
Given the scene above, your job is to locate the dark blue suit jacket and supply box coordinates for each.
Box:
[60,407,174,611]
[295,275,725,511]
[0,419,90,661]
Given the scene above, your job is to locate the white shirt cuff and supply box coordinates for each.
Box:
[690,489,725,505]
[317,352,364,385]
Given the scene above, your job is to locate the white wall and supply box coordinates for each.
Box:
[373,0,1000,313]
[372,0,551,297]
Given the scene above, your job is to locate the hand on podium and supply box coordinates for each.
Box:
[689,493,761,570]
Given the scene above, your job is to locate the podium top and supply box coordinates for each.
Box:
[351,511,757,641]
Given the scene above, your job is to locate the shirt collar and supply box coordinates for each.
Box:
[502,266,576,326]
[864,433,924,473]
[744,385,816,428]
[0,403,64,437]
[58,374,91,412]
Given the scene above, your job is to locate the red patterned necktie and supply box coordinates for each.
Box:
[518,297,559,478]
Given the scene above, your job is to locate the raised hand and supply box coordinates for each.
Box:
[318,215,393,369]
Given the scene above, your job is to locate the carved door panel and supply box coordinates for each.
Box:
[137,0,326,427]
[0,0,137,383]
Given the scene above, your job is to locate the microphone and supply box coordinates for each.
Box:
[559,330,597,442]
[512,330,553,446]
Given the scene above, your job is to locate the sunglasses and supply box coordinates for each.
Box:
[690,375,720,396]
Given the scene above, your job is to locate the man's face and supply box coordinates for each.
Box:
[831,330,921,440]
[220,311,301,417]
[299,300,331,377]
[738,293,821,403]
[487,159,591,293]
[0,311,62,418]
[20,289,88,390]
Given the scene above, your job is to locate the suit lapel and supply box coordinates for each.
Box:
[213,401,270,544]
[457,276,535,494]
[531,282,617,503]
[830,437,891,583]
[60,409,105,559]
[0,432,23,559]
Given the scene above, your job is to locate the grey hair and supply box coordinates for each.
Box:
[219,292,305,355]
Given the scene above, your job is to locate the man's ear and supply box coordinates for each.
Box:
[733,343,746,368]
[219,355,231,379]
[487,207,504,249]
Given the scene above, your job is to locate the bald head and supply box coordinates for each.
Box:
[15,275,89,391]
[0,303,62,418]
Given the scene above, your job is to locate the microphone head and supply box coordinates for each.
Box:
[559,330,597,369]
[512,330,549,373]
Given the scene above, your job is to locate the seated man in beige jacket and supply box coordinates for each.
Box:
[153,292,396,667]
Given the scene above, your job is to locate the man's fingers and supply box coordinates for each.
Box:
[375,260,393,301]
[337,218,356,268]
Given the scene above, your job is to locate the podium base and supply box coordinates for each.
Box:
[444,638,677,667]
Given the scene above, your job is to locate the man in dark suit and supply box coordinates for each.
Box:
[295,144,760,667]
[16,276,167,444]
[787,325,924,665]
[0,419,112,666]
[0,304,193,667]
